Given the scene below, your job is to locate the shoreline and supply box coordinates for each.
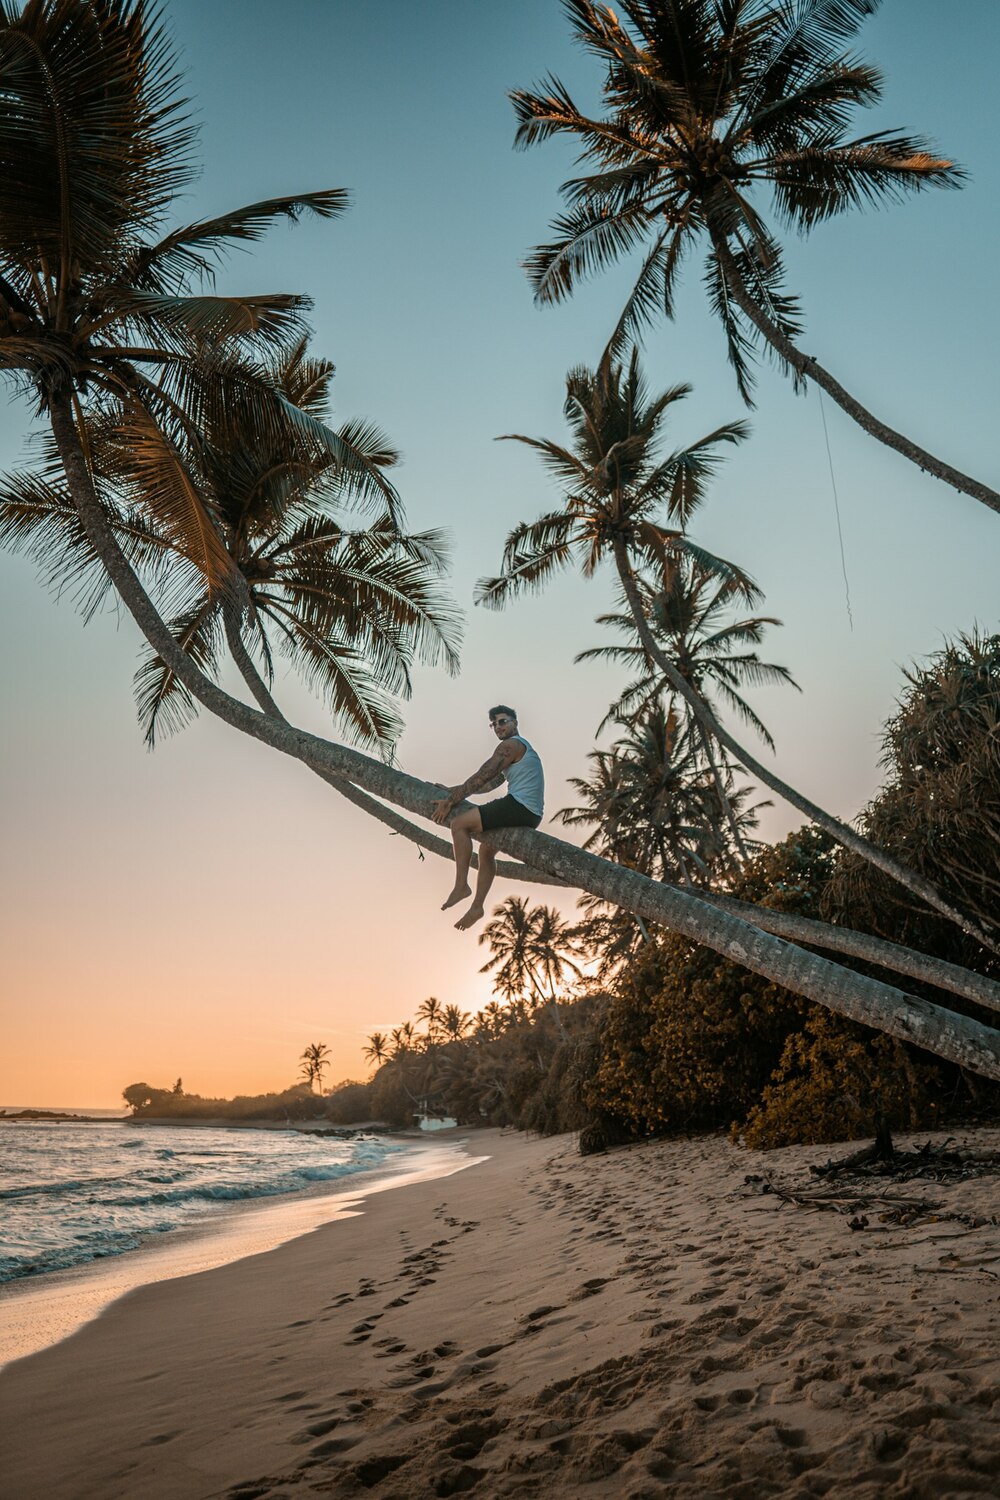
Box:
[2,1125,999,1497]
[0,1132,483,1370]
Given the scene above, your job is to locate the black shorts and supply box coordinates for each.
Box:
[479,795,542,832]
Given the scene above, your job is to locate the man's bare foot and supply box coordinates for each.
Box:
[454,903,485,931]
[441,884,471,911]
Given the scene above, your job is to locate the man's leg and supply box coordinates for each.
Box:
[441,807,482,911]
[454,841,496,931]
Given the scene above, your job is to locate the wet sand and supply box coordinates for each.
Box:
[1,1126,999,1498]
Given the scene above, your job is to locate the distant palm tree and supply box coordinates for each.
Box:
[441,1005,473,1042]
[390,1021,418,1057]
[479,351,984,943]
[416,996,446,1042]
[363,1032,390,1069]
[299,1042,331,1094]
[511,0,998,514]
[479,896,584,1034]
[474,1001,509,1042]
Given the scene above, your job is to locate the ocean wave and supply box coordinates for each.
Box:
[0,1124,401,1285]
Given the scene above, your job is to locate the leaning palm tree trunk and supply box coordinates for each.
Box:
[226,600,1000,1015]
[713,236,1000,517]
[696,720,750,862]
[694,891,1000,1018]
[610,538,998,955]
[221,605,564,888]
[50,393,1000,1083]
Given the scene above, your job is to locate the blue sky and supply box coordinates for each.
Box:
[2,0,999,1104]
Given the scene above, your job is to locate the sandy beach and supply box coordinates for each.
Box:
[2,1126,999,1498]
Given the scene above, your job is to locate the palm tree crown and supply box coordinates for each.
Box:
[514,0,961,398]
[579,555,797,746]
[477,349,750,610]
[479,895,584,1004]
[0,0,413,621]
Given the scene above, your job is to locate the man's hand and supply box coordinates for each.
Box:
[431,790,457,824]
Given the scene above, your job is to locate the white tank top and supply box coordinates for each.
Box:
[504,735,544,817]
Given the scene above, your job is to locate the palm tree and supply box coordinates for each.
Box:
[479,896,541,1003]
[0,1,398,571]
[479,351,994,949]
[557,703,763,886]
[390,1021,418,1056]
[512,0,999,515]
[441,1005,473,1042]
[479,896,585,1033]
[132,342,461,750]
[579,554,795,853]
[474,1000,509,1042]
[559,702,766,975]
[362,1032,390,1069]
[299,1042,331,1094]
[2,339,462,753]
[416,996,446,1041]
[5,2,999,1084]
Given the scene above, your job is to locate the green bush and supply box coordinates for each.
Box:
[324,1080,374,1125]
[738,1008,945,1148]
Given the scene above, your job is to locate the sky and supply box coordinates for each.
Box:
[2,0,999,1108]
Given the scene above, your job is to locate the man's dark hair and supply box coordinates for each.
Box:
[489,704,517,722]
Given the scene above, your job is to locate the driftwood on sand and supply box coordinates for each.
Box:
[741,1128,1000,1235]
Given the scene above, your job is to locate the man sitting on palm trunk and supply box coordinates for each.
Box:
[432,705,545,931]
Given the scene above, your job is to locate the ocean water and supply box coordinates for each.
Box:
[0,1120,402,1283]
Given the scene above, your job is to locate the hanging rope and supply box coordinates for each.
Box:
[818,385,854,631]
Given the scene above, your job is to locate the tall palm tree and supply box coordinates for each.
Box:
[512,0,999,514]
[5,2,998,1083]
[478,351,994,949]
[299,1042,331,1094]
[0,0,396,571]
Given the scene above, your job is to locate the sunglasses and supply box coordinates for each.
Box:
[491,717,512,727]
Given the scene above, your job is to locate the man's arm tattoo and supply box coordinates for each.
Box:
[451,747,512,801]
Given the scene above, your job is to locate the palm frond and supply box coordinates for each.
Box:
[126,190,350,291]
[104,291,311,349]
[475,511,579,609]
[133,597,220,747]
[495,432,588,486]
[769,130,965,229]
[261,596,402,753]
[111,400,236,590]
[524,200,655,306]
